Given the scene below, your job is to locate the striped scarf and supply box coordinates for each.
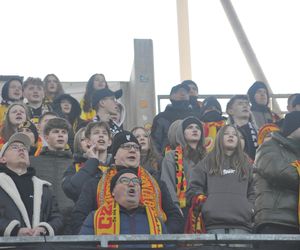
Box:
[291,160,300,231]
[96,166,166,222]
[174,145,187,208]
[94,202,163,248]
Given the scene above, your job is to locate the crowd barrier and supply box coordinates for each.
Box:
[0,234,299,249]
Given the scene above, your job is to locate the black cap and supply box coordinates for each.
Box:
[92,88,123,109]
[181,80,198,91]
[110,168,138,194]
[201,96,222,114]
[18,120,39,144]
[111,131,140,161]
[170,83,190,95]
[281,111,300,137]
[182,116,202,132]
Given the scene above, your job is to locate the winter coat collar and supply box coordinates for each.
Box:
[40,147,73,158]
[0,173,51,229]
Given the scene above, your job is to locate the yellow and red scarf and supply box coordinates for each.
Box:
[174,145,187,208]
[185,194,207,234]
[93,202,163,247]
[291,160,300,231]
[203,120,226,152]
[96,166,166,222]
[33,136,43,157]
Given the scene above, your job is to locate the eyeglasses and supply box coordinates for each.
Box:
[8,144,27,151]
[117,176,141,186]
[119,143,140,151]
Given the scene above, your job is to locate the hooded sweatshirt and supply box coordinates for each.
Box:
[161,118,203,213]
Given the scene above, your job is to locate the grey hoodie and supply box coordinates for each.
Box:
[186,157,255,231]
[161,119,197,210]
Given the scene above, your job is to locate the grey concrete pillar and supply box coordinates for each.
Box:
[127,39,156,130]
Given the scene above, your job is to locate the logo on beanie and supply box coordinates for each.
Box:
[126,135,131,141]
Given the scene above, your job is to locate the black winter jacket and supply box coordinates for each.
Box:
[0,166,63,236]
[62,155,111,202]
[151,103,196,154]
[71,166,184,234]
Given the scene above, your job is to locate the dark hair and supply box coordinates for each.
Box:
[182,122,206,164]
[85,121,111,139]
[43,117,71,136]
[205,125,249,178]
[82,74,108,112]
[131,127,162,171]
[226,95,250,123]
[23,77,44,90]
[38,111,58,124]
[0,103,30,142]
[43,74,65,100]
[1,77,23,102]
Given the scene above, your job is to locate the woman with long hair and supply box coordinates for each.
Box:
[80,74,108,121]
[131,126,162,174]
[186,124,255,235]
[0,103,29,148]
[160,117,206,219]
[43,74,65,104]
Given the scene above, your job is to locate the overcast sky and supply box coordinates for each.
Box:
[1,0,299,110]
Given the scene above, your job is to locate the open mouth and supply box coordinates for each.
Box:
[128,188,136,196]
[57,140,65,144]
[98,139,105,144]
[127,156,136,160]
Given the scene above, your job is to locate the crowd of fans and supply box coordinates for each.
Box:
[0,74,299,249]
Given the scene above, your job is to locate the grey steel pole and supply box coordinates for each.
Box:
[220,0,281,113]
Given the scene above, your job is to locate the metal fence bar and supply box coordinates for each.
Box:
[157,94,292,114]
[1,234,300,247]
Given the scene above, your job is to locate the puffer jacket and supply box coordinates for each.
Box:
[254,132,300,231]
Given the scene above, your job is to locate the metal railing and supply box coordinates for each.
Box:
[0,234,300,248]
[157,94,292,114]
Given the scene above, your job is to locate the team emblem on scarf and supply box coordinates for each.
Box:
[203,120,226,152]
